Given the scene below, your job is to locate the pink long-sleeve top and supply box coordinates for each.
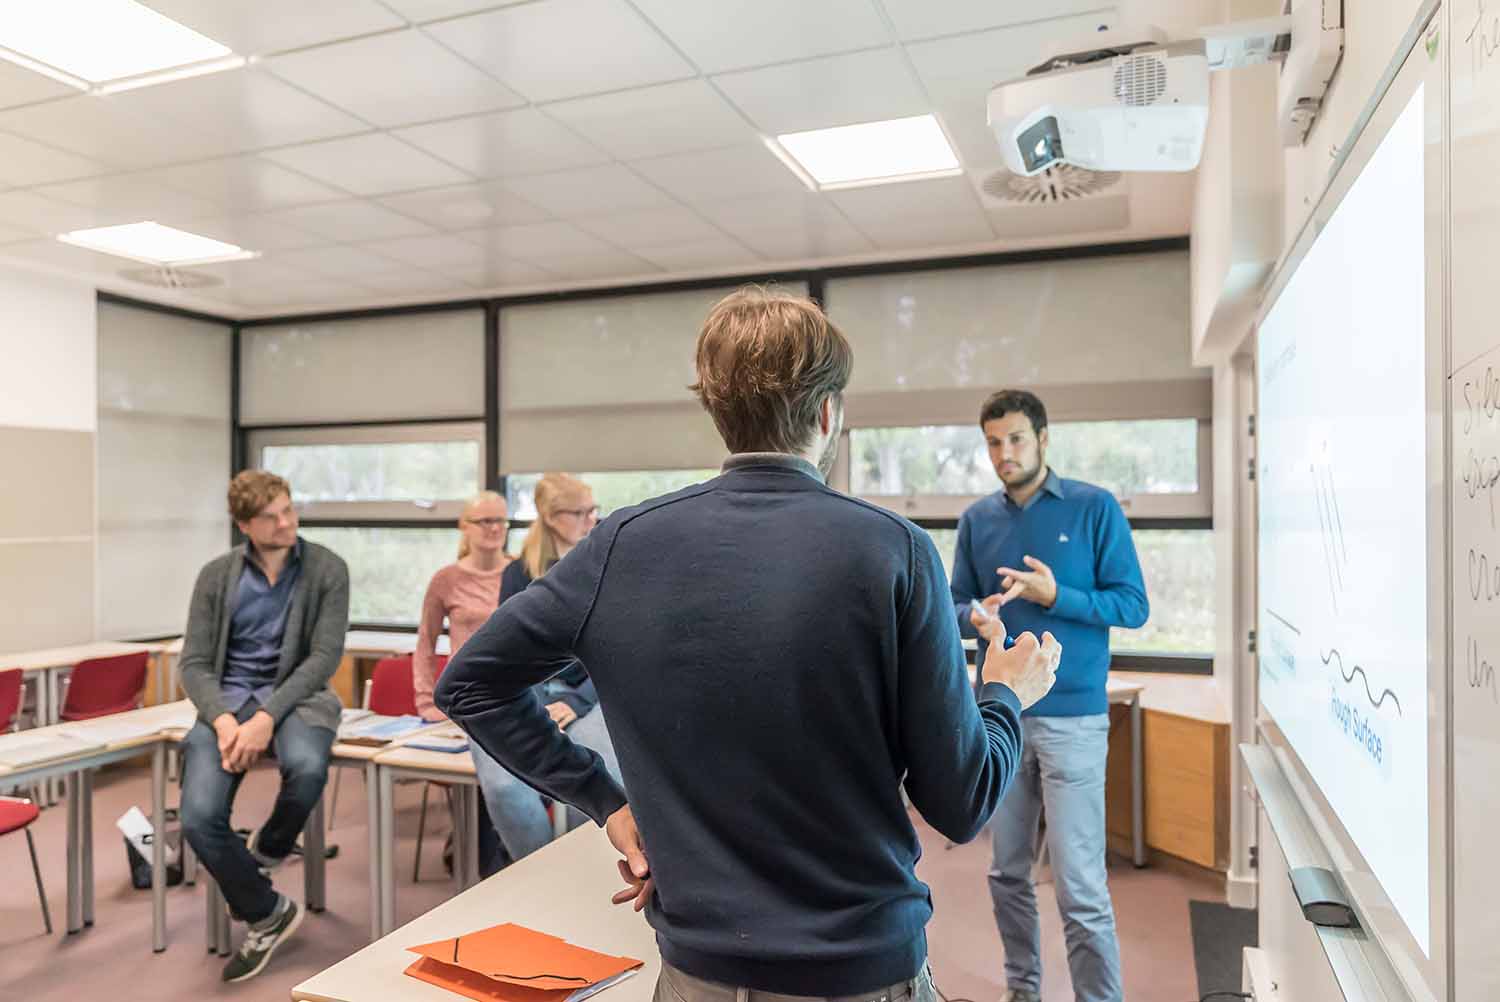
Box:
[413,559,508,720]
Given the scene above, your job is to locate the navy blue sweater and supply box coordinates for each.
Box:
[951,471,1149,717]
[436,454,1024,995]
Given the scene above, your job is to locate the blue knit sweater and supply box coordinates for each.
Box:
[951,471,1149,717]
[437,454,1023,996]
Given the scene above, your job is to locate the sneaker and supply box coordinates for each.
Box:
[1001,991,1041,1002]
[222,896,304,983]
[245,827,286,872]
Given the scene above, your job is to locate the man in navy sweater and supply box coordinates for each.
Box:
[438,287,1061,1002]
[952,390,1149,1002]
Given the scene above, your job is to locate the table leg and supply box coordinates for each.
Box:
[205,875,219,953]
[152,741,166,952]
[82,768,94,926]
[304,796,326,913]
[450,786,466,896]
[1131,695,1146,868]
[66,771,81,933]
[378,765,395,938]
[466,785,480,889]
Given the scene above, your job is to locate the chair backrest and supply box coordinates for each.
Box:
[0,669,21,731]
[368,655,418,717]
[59,652,149,721]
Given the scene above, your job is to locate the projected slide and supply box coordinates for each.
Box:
[1257,86,1429,952]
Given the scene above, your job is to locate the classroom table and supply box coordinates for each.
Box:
[0,700,193,951]
[1105,673,1148,868]
[370,739,484,939]
[2,640,172,729]
[292,823,659,1002]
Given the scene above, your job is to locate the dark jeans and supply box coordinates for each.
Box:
[180,702,335,923]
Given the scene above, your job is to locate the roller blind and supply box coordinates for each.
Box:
[241,308,485,425]
[825,251,1206,426]
[500,284,806,473]
[97,301,231,639]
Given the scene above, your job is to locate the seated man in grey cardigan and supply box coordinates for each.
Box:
[178,470,349,983]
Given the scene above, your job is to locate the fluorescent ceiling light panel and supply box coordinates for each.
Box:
[0,0,231,84]
[59,222,257,265]
[773,114,962,189]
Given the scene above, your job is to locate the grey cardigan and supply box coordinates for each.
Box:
[178,540,350,733]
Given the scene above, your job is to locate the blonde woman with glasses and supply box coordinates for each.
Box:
[414,490,512,874]
[480,473,622,855]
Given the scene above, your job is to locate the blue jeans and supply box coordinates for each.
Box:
[180,703,335,923]
[471,706,622,863]
[988,713,1122,1002]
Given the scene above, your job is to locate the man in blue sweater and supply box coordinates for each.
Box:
[438,287,1061,1002]
[952,390,1149,1002]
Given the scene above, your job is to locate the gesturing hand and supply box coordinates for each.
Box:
[981,630,1062,710]
[996,555,1058,609]
[605,805,654,912]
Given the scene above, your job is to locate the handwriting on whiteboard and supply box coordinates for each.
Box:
[1467,0,1500,76]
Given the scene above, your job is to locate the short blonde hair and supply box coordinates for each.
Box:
[227,470,291,523]
[690,285,852,454]
[520,473,592,580]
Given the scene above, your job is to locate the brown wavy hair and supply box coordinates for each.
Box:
[227,470,291,523]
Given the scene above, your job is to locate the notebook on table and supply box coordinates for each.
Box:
[337,714,427,746]
[404,922,643,1002]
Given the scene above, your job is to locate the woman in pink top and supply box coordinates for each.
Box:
[413,490,511,875]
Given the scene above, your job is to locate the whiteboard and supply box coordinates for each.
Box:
[1257,82,1431,953]
[1448,0,1500,998]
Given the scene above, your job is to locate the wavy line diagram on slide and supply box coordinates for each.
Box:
[1320,648,1403,717]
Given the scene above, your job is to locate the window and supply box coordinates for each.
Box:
[506,469,718,519]
[1112,529,1215,656]
[249,422,485,521]
[850,419,1204,507]
[298,526,458,627]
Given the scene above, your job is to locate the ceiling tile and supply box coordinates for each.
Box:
[357,269,478,296]
[104,69,369,156]
[0,133,107,187]
[834,210,995,251]
[425,0,695,102]
[140,0,406,56]
[376,181,552,229]
[631,144,809,203]
[713,48,928,135]
[0,60,80,111]
[356,233,489,269]
[698,192,874,259]
[261,133,471,196]
[453,258,557,288]
[986,191,1131,240]
[935,103,1005,169]
[499,164,675,217]
[829,175,984,225]
[545,79,756,161]
[192,256,313,288]
[574,205,723,249]
[261,200,437,241]
[186,215,326,253]
[0,189,144,235]
[266,29,525,128]
[522,250,660,281]
[0,237,130,276]
[271,244,409,279]
[0,95,230,169]
[879,0,1115,42]
[634,236,762,272]
[462,221,616,258]
[632,0,890,73]
[155,157,347,213]
[906,13,1118,106]
[229,280,374,310]
[381,0,530,21]
[0,222,33,244]
[392,108,610,179]
[34,174,223,223]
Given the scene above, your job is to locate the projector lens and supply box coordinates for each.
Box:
[1018,115,1063,173]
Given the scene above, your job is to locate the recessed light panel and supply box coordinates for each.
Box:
[0,0,231,86]
[773,114,962,190]
[59,221,257,265]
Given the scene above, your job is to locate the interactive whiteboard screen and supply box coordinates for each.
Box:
[1257,86,1429,953]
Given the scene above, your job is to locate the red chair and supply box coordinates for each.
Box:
[0,795,52,933]
[0,668,23,731]
[367,655,420,717]
[59,652,149,721]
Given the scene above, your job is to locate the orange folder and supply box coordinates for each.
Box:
[404,922,645,1002]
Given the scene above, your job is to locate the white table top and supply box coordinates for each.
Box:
[0,699,192,776]
[293,824,659,1002]
[344,631,451,658]
[1,640,169,673]
[373,736,478,778]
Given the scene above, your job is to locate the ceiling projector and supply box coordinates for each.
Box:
[988,36,1211,176]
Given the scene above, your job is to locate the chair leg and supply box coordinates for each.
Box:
[328,764,343,832]
[413,782,431,884]
[25,828,52,935]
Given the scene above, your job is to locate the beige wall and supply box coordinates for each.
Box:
[0,264,98,650]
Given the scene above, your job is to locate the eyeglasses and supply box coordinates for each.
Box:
[555,507,599,520]
[463,517,508,529]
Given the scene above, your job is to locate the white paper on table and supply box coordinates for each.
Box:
[0,730,104,767]
[58,719,162,745]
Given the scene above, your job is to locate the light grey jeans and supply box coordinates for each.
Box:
[988,713,1122,1002]
[654,962,936,1002]
[470,705,622,862]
